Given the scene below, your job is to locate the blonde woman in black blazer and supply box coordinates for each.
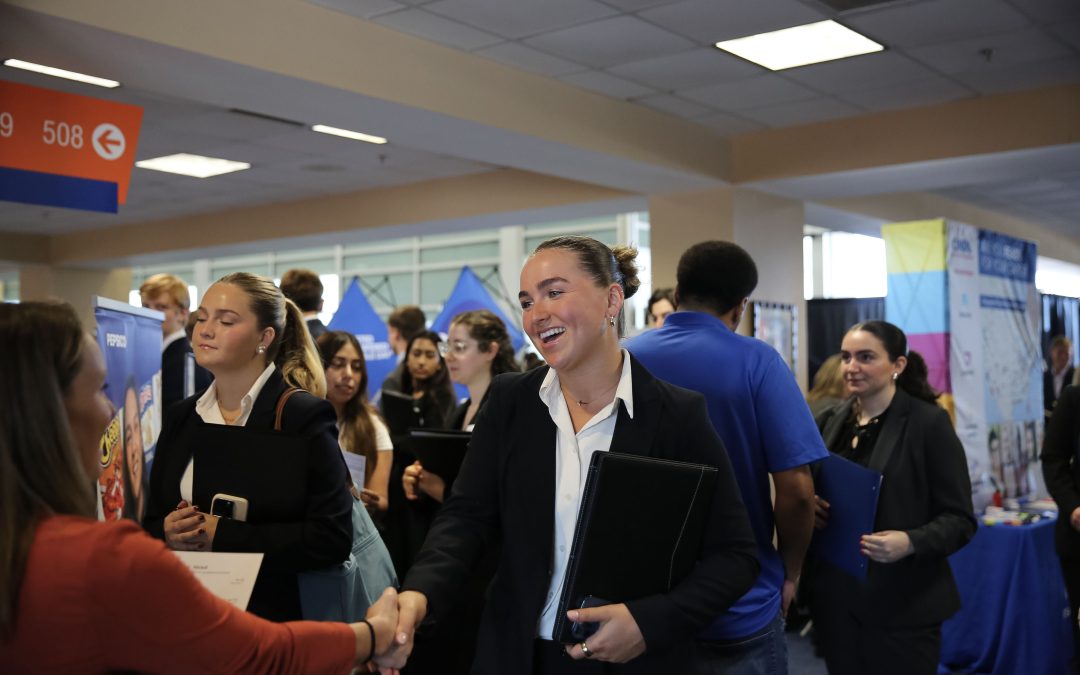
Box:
[810,321,976,675]
[378,236,759,675]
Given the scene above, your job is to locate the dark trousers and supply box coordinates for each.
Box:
[532,640,606,675]
[1060,556,1080,674]
[811,601,941,675]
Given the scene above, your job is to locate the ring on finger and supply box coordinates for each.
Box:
[580,642,593,658]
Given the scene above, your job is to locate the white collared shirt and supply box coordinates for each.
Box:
[179,364,277,502]
[161,328,186,354]
[536,350,635,639]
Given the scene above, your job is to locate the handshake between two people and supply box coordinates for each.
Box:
[361,589,647,672]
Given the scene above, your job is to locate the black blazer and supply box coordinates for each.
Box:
[306,317,327,340]
[1045,366,1076,416]
[812,388,976,627]
[1042,385,1080,558]
[144,369,353,621]
[403,356,759,675]
[160,337,212,412]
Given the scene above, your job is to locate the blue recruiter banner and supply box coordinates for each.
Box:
[430,267,524,401]
[430,266,523,351]
[328,279,396,401]
[93,297,162,524]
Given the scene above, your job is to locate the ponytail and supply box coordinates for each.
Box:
[277,299,326,399]
[897,350,938,403]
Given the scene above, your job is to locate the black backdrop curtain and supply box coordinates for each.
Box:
[1042,294,1080,368]
[807,298,885,385]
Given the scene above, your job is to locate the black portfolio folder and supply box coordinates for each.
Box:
[380,389,420,436]
[552,452,718,643]
[408,429,471,487]
[192,424,309,523]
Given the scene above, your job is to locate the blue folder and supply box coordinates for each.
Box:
[809,453,883,580]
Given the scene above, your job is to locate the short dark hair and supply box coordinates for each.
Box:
[676,241,758,316]
[279,269,324,313]
[388,305,427,342]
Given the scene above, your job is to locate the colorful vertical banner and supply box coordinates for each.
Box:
[93,297,162,523]
[328,279,396,401]
[884,220,1043,500]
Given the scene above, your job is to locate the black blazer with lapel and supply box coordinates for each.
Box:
[1042,385,1080,558]
[403,356,760,675]
[306,317,328,340]
[144,368,353,621]
[813,388,976,627]
[1045,366,1076,416]
[160,337,212,412]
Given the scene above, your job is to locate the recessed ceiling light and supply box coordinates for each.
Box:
[3,58,120,88]
[312,124,387,145]
[715,20,884,71]
[135,153,250,178]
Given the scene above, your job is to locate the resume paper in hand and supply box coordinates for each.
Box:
[173,551,263,610]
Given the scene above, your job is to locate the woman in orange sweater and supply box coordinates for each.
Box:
[0,301,403,674]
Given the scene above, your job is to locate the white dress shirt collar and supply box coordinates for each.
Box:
[161,329,186,354]
[194,363,276,427]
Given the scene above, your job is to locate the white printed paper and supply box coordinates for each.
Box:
[174,551,263,610]
[341,450,367,490]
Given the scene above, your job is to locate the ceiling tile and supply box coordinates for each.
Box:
[1004,0,1080,23]
[607,48,762,90]
[738,96,864,128]
[907,27,1073,74]
[524,16,695,69]
[782,51,939,95]
[474,42,587,76]
[559,70,657,98]
[952,55,1080,93]
[597,0,680,10]
[635,93,714,118]
[424,0,618,40]
[691,111,765,136]
[307,0,405,19]
[680,74,819,111]
[1049,19,1080,49]
[837,75,973,111]
[845,0,1032,48]
[374,8,503,50]
[639,0,827,44]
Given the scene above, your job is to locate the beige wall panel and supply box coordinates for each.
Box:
[647,188,735,291]
[19,264,132,329]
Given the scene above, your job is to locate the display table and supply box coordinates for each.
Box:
[940,517,1071,675]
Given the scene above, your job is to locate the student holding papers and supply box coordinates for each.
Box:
[383,236,758,674]
[144,273,352,621]
[0,301,405,673]
[317,331,393,514]
[809,321,975,675]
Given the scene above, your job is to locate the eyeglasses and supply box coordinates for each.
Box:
[444,340,474,356]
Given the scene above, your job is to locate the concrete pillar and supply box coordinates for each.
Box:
[19,264,132,331]
[647,187,809,390]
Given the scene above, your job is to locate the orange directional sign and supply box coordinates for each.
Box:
[0,80,143,203]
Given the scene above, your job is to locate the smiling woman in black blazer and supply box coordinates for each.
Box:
[810,321,976,675]
[144,273,352,622]
[379,236,759,675]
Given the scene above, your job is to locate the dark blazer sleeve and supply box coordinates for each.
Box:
[143,398,196,540]
[623,391,759,652]
[1042,386,1080,532]
[212,396,353,571]
[403,378,505,615]
[905,406,976,558]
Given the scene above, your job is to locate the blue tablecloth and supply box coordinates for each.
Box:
[940,517,1072,675]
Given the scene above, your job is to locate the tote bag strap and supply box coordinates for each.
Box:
[274,387,303,431]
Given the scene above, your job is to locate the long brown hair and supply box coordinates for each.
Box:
[0,302,98,636]
[216,272,326,398]
[316,331,382,482]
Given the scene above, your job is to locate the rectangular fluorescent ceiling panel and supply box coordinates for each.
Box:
[136,153,250,178]
[3,58,120,88]
[715,20,883,71]
[312,124,387,144]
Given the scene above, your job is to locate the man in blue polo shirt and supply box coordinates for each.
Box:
[626,241,827,674]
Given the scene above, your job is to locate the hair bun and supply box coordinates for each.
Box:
[612,245,641,299]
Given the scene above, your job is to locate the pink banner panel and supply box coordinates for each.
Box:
[908,332,950,394]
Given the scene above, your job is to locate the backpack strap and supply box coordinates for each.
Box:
[274,387,303,431]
